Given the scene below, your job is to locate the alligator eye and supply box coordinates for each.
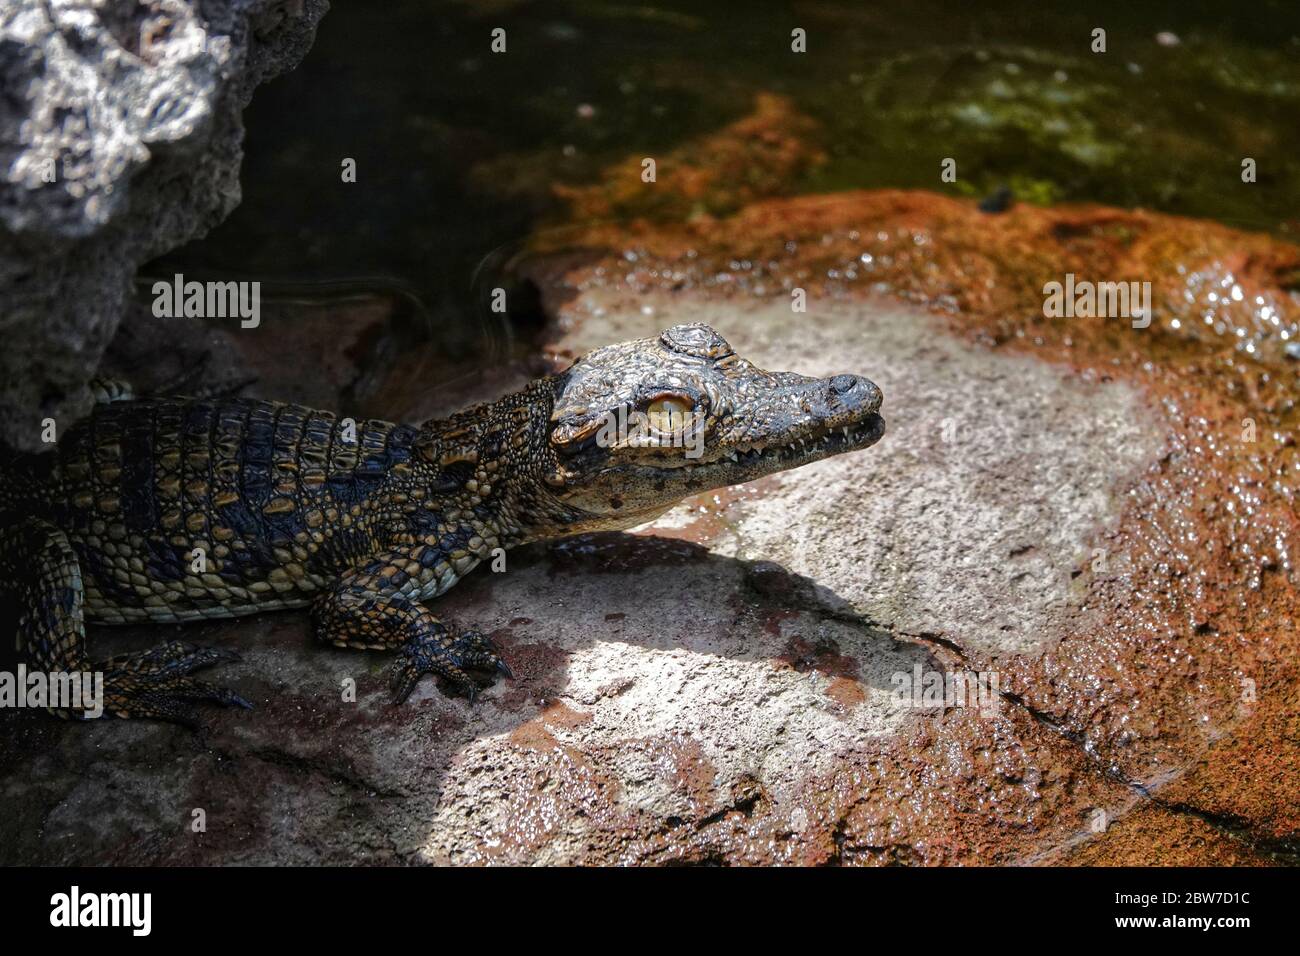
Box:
[646,395,694,433]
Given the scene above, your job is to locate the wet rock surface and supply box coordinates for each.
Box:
[516,189,1300,863]
[0,0,327,452]
[5,181,1296,864]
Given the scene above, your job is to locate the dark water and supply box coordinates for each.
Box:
[154,0,1300,350]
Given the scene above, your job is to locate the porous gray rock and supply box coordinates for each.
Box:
[0,0,327,452]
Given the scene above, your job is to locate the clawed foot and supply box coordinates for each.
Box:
[96,640,251,727]
[390,630,512,705]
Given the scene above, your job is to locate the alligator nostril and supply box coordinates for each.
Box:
[830,374,861,396]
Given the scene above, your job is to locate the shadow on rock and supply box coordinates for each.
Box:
[0,530,915,865]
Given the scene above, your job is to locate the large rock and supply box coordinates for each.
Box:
[0,0,327,452]
[5,186,1295,865]
[0,291,1142,865]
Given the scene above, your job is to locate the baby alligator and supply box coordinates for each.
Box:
[0,324,884,724]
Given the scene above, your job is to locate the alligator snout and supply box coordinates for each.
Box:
[826,373,882,416]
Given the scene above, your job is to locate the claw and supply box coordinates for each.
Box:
[464,683,479,705]
[390,664,419,705]
[496,658,514,679]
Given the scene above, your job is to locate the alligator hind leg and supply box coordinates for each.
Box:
[0,517,249,726]
[1,519,91,690]
[96,640,251,726]
[312,555,512,704]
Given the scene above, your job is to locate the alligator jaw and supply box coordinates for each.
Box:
[614,407,886,490]
[712,410,886,474]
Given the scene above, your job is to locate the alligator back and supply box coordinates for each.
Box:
[8,397,421,624]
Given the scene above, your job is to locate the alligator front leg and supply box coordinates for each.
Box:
[311,555,511,703]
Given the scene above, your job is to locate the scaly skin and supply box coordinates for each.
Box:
[0,324,884,724]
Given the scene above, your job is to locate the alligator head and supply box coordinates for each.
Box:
[532,323,885,534]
